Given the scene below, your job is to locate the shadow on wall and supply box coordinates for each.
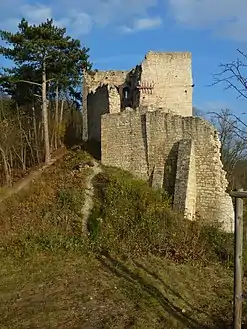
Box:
[141,114,149,172]
[82,140,101,160]
[163,142,179,202]
[63,114,101,160]
[87,85,110,141]
[147,142,179,202]
[121,64,142,110]
[64,121,83,149]
[64,139,101,161]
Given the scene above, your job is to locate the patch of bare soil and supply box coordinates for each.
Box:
[0,147,67,204]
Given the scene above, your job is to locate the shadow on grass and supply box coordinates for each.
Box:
[134,261,232,329]
[98,252,232,329]
[81,140,101,160]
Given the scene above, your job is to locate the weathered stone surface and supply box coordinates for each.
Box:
[82,70,127,141]
[83,51,234,232]
[173,139,196,221]
[101,111,234,232]
[139,52,192,116]
[82,51,193,141]
[101,110,148,181]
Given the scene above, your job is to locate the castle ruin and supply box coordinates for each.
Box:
[82,51,234,232]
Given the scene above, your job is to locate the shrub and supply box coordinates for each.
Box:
[88,168,235,265]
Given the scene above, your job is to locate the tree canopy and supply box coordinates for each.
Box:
[0,18,91,166]
[0,18,92,107]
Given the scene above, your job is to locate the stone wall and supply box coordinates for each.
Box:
[82,70,128,141]
[138,52,193,116]
[173,139,196,221]
[101,109,148,180]
[101,110,234,232]
[86,85,109,142]
[82,51,234,232]
[83,51,194,141]
[85,84,122,141]
[108,85,121,114]
[84,70,128,90]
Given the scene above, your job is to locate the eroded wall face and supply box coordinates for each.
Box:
[139,52,193,116]
[108,85,121,114]
[87,85,109,141]
[101,111,234,232]
[83,52,193,141]
[173,139,196,221]
[85,70,128,90]
[83,71,128,141]
[83,52,194,141]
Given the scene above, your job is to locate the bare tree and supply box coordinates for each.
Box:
[211,48,247,188]
[0,119,15,185]
[41,59,51,163]
[213,48,247,100]
[212,50,247,139]
[209,109,247,188]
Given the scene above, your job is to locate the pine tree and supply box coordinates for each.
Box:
[0,18,91,163]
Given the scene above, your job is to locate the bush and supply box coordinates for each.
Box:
[88,168,235,265]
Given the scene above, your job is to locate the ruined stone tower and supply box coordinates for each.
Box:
[82,51,234,232]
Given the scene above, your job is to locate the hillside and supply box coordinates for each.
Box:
[0,148,245,329]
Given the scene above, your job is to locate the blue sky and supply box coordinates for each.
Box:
[1,0,247,115]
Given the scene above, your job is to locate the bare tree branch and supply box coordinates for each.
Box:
[209,109,247,189]
[208,110,247,141]
[18,80,42,86]
[211,49,247,100]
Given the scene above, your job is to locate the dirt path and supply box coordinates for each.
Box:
[0,148,101,235]
[81,159,102,235]
[0,147,67,204]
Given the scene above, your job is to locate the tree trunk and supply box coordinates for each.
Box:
[42,60,51,164]
[0,96,5,120]
[59,99,65,123]
[0,146,11,186]
[54,82,59,150]
[58,99,65,146]
[32,106,40,163]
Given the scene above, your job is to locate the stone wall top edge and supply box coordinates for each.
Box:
[102,109,201,119]
[151,112,216,131]
[102,110,216,131]
[84,70,129,77]
[144,51,191,59]
[83,69,128,83]
[87,82,118,88]
[101,110,141,119]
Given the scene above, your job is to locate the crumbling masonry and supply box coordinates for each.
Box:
[82,51,234,232]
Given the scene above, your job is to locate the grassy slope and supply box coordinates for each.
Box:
[0,150,243,328]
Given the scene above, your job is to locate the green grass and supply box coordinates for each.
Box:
[0,149,244,328]
[89,167,235,267]
[0,251,235,329]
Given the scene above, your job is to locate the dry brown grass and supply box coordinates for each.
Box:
[0,149,244,328]
[0,251,236,329]
[0,150,92,251]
